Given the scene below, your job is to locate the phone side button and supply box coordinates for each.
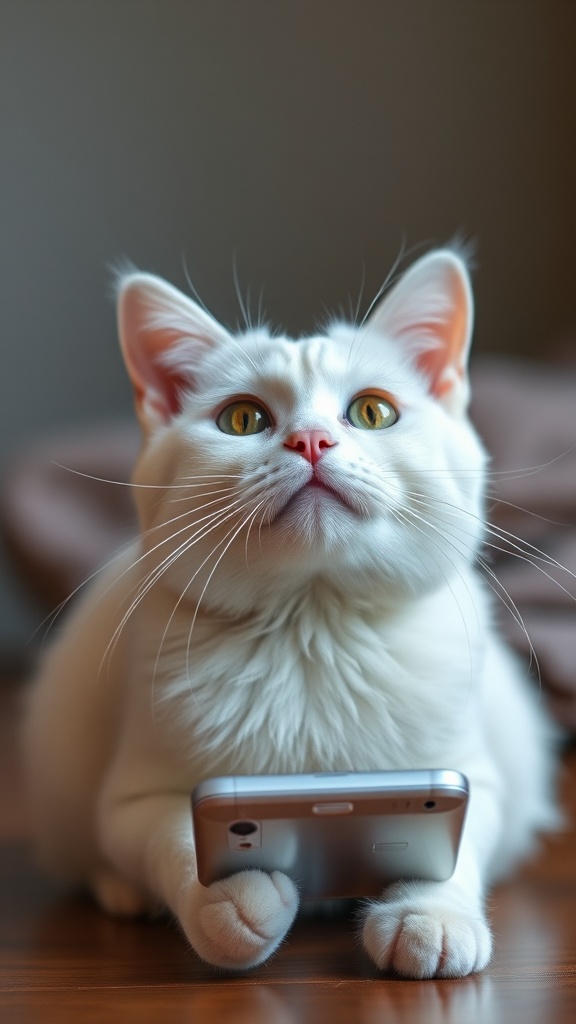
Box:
[372,842,408,852]
[312,802,354,815]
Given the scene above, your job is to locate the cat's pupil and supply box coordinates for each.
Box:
[346,394,398,430]
[217,400,270,436]
[231,406,256,434]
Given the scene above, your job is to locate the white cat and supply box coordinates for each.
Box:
[23,249,558,978]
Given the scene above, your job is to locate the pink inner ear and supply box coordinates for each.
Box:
[118,272,232,434]
[415,322,464,399]
[368,251,473,409]
[119,280,199,428]
[164,370,191,416]
[420,301,469,399]
[148,361,192,419]
[125,332,193,424]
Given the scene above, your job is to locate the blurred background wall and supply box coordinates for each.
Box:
[1,0,576,652]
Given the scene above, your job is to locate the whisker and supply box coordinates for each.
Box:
[99,494,254,671]
[136,490,241,547]
[148,498,269,696]
[104,468,275,669]
[485,494,568,529]
[181,251,214,317]
[166,485,238,505]
[174,474,243,482]
[184,500,268,682]
[50,461,242,489]
[393,496,542,685]
[351,262,366,325]
[34,498,233,648]
[400,490,575,684]
[476,553,541,683]
[405,490,576,593]
[481,442,576,483]
[369,448,576,485]
[233,254,252,332]
[389,504,481,691]
[357,239,409,331]
[150,496,267,692]
[256,287,267,331]
[30,534,141,646]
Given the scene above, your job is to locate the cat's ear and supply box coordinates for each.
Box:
[117,272,232,435]
[367,249,473,414]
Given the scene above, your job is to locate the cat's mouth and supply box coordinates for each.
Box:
[273,474,357,524]
[304,478,337,494]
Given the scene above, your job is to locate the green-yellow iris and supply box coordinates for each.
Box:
[217,401,271,436]
[347,394,398,430]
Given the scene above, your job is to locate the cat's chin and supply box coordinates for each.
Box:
[273,479,357,527]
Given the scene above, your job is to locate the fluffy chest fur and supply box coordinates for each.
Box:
[140,573,484,781]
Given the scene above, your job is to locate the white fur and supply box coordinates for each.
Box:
[23,251,558,977]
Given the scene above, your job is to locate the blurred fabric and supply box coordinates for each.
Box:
[470,358,576,730]
[2,356,575,728]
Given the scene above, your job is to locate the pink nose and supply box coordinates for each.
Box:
[283,430,337,465]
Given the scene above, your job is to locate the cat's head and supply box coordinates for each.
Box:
[117,250,486,615]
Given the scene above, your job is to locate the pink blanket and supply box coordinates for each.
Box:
[471,359,576,729]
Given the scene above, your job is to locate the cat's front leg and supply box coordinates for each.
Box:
[98,792,299,969]
[362,785,498,978]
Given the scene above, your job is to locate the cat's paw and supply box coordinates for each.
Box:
[185,869,299,970]
[362,886,492,978]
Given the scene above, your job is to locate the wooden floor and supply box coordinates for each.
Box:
[2,673,576,1023]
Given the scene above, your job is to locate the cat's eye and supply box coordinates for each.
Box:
[217,400,272,436]
[346,393,399,430]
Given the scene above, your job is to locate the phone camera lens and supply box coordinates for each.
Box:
[424,800,436,810]
[229,821,258,836]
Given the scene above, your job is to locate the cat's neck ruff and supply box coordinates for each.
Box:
[136,566,486,778]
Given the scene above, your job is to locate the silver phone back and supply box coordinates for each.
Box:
[192,769,468,899]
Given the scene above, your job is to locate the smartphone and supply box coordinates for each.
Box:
[191,769,468,900]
